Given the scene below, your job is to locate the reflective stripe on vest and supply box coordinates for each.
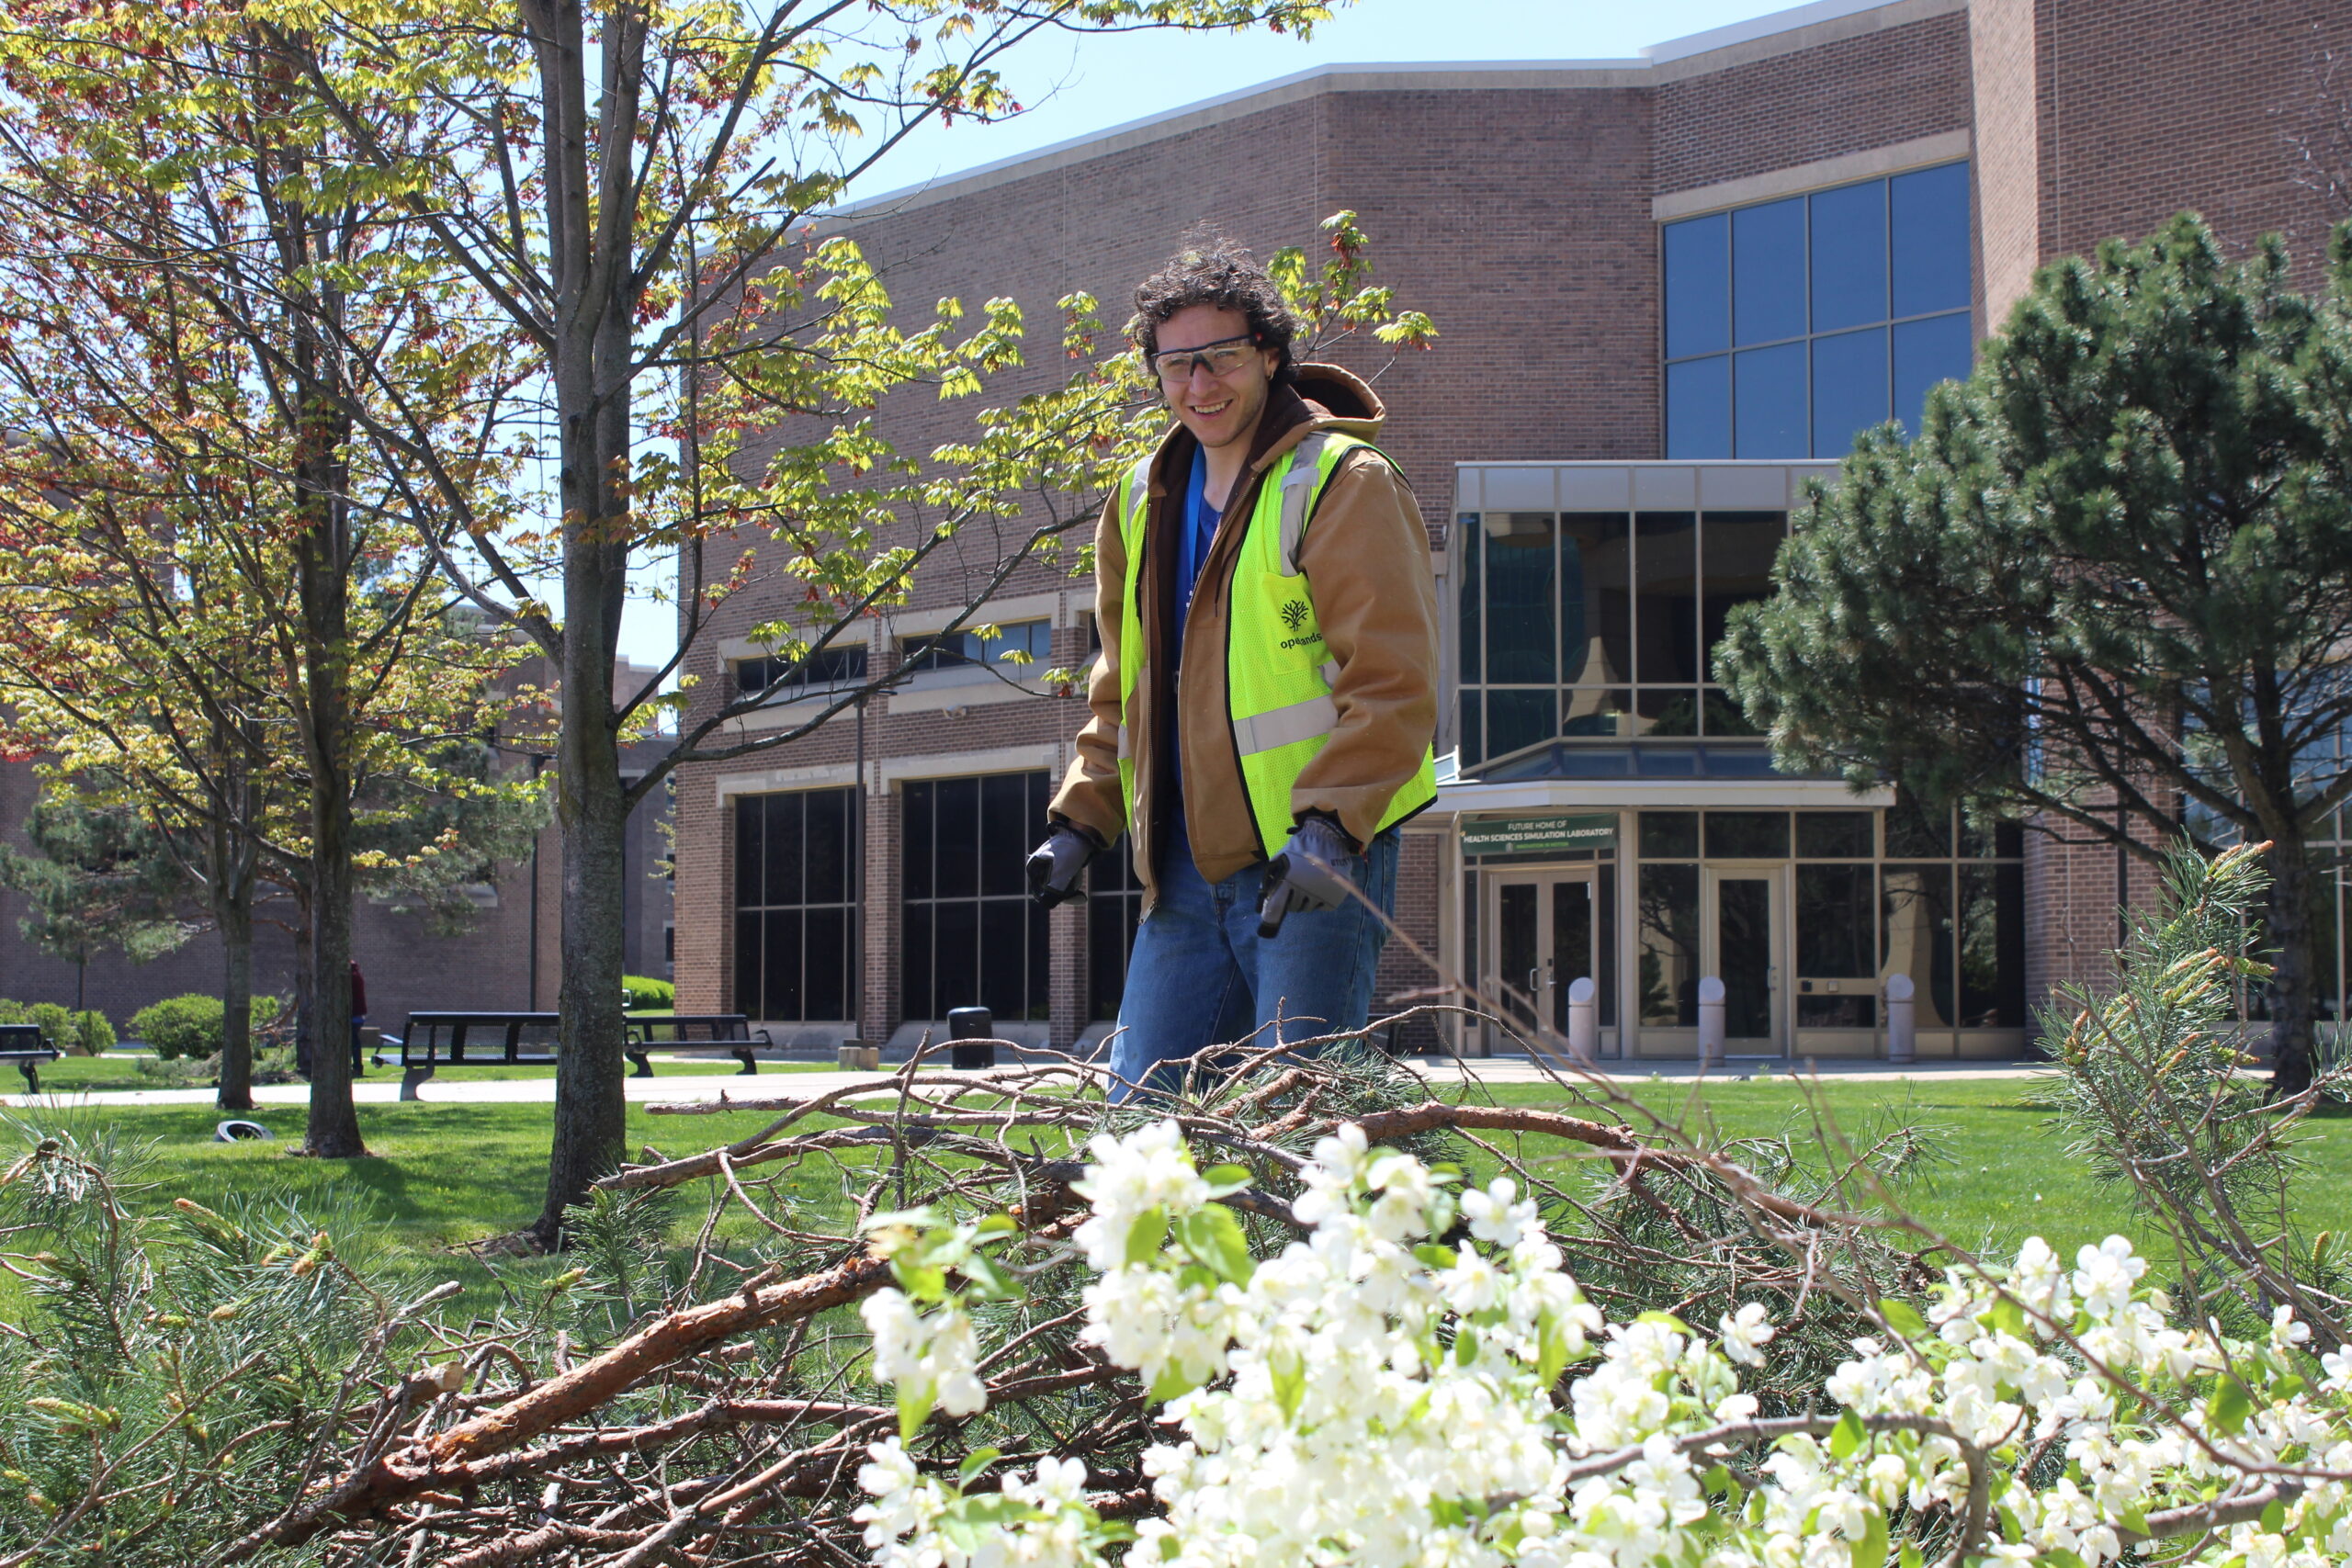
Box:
[1113,432,1438,855]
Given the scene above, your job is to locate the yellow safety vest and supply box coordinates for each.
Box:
[1114,431,1439,855]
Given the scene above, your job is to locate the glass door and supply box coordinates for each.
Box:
[1702,869,1783,1054]
[1486,870,1599,1049]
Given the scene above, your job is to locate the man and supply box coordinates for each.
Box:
[1026,232,1439,1098]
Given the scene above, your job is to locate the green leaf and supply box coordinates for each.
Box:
[1704,1463,1747,1506]
[1177,1204,1254,1285]
[959,1446,1001,1482]
[1271,1354,1306,1421]
[1828,1410,1867,1461]
[896,1380,934,1442]
[1199,1163,1252,1194]
[2261,1498,2288,1534]
[1635,1310,1693,1335]
[1413,1243,1459,1269]
[2206,1376,2254,1436]
[1149,1361,1200,1405]
[1849,1504,1889,1568]
[957,1252,1012,1300]
[1988,1296,2029,1340]
[974,1213,1018,1237]
[1877,1298,1928,1338]
[1900,1543,1924,1568]
[1125,1206,1168,1268]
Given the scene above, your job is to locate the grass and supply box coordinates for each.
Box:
[3,1072,2344,1323]
[14,1052,833,1094]
[1479,1075,2352,1263]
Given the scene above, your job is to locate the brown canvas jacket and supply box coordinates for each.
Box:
[1049,363,1439,905]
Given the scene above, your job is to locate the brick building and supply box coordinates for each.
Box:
[670,0,2347,1060]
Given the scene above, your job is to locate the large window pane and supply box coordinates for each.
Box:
[1559,513,1633,685]
[1732,197,1806,345]
[1891,163,1972,317]
[1957,863,2025,1026]
[804,789,845,903]
[1797,864,1875,976]
[763,792,803,908]
[736,788,860,1021]
[1882,864,1955,1027]
[1459,694,1483,768]
[1701,511,1785,672]
[1733,343,1807,457]
[1088,851,1145,1021]
[901,772,1049,1023]
[1634,513,1698,684]
[1485,689,1555,761]
[1706,811,1789,860]
[1893,313,1973,434]
[1809,180,1888,332]
[1667,356,1732,459]
[1638,863,1701,1026]
[1664,213,1730,358]
[1810,326,1889,458]
[1797,812,1875,858]
[1640,811,1699,859]
[1483,514,1556,683]
[1563,688,1634,737]
[933,776,978,898]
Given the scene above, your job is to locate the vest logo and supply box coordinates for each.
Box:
[1280,599,1310,632]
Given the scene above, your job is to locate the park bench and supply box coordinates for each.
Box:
[622,1014,767,1077]
[0,1022,62,1093]
[386,1010,768,1100]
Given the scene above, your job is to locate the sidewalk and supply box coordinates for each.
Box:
[0,1052,2055,1111]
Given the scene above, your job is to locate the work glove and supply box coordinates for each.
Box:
[1257,816,1358,939]
[1024,822,1102,908]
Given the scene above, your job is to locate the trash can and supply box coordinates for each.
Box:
[948,1007,995,1071]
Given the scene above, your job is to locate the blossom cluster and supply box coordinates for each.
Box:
[855,1121,2352,1568]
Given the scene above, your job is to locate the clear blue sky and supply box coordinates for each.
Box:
[617,0,1804,670]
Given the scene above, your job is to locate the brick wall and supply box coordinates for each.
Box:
[1656,9,1973,196]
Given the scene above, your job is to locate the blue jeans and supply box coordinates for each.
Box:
[1109,824,1397,1101]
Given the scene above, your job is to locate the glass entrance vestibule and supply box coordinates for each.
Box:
[1454,803,2026,1060]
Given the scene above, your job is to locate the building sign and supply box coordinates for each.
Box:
[1461,813,1617,859]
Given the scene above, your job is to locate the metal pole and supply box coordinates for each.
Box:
[528,750,548,1010]
[855,693,867,1046]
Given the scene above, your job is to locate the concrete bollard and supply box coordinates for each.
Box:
[1884,973,1917,1064]
[1566,976,1599,1066]
[838,1038,880,1072]
[1697,976,1726,1067]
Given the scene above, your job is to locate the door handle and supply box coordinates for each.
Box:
[1526,967,1541,997]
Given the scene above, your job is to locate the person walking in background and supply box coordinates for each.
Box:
[349,957,368,1077]
[1025,230,1439,1099]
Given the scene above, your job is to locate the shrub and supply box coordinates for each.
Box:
[128,993,282,1060]
[27,1001,71,1052]
[622,974,675,1010]
[0,998,23,1025]
[72,1009,115,1055]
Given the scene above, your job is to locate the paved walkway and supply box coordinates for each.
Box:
[0,1053,2055,1111]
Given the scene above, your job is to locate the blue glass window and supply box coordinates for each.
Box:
[1663,213,1728,359]
[1891,163,1972,317]
[1893,313,1973,434]
[1808,181,1886,332]
[1733,344,1805,458]
[1662,162,1972,459]
[1731,198,1806,346]
[1666,356,1730,459]
[1812,327,1889,456]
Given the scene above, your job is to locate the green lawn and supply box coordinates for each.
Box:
[1478,1075,2352,1263]
[3,1074,2343,1324]
[13,1052,832,1094]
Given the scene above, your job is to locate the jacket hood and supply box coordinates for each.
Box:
[1268,361,1385,457]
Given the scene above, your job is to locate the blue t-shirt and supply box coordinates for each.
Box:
[1164,446,1220,808]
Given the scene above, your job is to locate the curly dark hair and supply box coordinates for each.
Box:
[1130,227,1302,389]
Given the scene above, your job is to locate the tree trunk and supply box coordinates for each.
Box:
[2266,835,2318,1099]
[526,0,639,1247]
[217,885,254,1111]
[290,892,316,1078]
